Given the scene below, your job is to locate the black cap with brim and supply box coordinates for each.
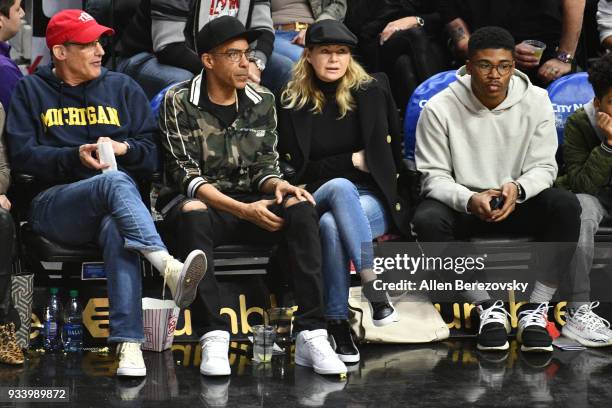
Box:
[305,19,358,48]
[196,15,262,55]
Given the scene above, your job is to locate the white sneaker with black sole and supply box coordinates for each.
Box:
[116,342,146,377]
[200,330,231,376]
[562,302,612,347]
[476,300,511,351]
[295,329,347,375]
[163,250,207,308]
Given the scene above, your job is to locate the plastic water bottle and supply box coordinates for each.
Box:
[62,290,83,352]
[43,287,62,351]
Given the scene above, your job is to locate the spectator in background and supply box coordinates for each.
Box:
[348,0,450,112]
[271,0,347,62]
[116,0,293,98]
[597,0,612,51]
[0,0,24,109]
[555,54,612,347]
[441,0,585,86]
[277,20,413,364]
[6,10,207,377]
[0,103,21,366]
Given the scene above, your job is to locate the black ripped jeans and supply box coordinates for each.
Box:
[160,194,326,338]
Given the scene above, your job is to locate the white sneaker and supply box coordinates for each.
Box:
[163,250,207,308]
[562,302,612,347]
[116,342,146,377]
[200,331,231,376]
[517,303,553,352]
[295,329,347,376]
[476,300,511,351]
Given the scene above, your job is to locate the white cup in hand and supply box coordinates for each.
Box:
[97,141,118,172]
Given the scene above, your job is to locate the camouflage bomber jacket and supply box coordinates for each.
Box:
[158,72,282,198]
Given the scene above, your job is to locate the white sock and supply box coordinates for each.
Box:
[143,250,174,274]
[529,281,557,303]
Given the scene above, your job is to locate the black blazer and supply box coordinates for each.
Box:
[277,73,413,236]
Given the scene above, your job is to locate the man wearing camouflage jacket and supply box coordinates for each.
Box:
[158,16,347,377]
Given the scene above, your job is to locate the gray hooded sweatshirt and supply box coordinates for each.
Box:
[415,66,558,213]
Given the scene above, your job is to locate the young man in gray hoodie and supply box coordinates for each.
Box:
[413,26,581,353]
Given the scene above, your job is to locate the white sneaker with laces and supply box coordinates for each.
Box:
[517,303,553,352]
[200,330,231,376]
[562,302,612,347]
[295,329,347,375]
[116,342,146,377]
[163,250,207,308]
[476,300,511,351]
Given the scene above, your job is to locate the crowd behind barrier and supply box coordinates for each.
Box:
[2,0,612,376]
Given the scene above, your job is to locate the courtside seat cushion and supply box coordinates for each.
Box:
[21,223,101,263]
[21,222,274,264]
[469,235,534,244]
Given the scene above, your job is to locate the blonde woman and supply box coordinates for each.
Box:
[277,20,412,363]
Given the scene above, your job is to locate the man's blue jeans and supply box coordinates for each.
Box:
[274,30,305,62]
[117,51,294,98]
[28,172,167,343]
[313,178,390,320]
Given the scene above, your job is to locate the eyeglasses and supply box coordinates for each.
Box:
[63,38,108,50]
[211,49,255,62]
[474,61,514,76]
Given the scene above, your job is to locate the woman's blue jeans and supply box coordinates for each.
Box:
[313,178,390,320]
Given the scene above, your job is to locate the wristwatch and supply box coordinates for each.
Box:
[555,49,574,64]
[249,57,266,71]
[511,181,525,199]
[416,16,425,27]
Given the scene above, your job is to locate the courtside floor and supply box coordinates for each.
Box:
[1,340,611,407]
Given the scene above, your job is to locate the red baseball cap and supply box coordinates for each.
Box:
[46,9,115,49]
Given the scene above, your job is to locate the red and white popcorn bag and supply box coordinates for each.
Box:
[142,298,180,352]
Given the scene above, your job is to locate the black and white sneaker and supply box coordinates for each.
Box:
[362,281,399,326]
[327,320,360,363]
[517,303,553,352]
[475,300,511,351]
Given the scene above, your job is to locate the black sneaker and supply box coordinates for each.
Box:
[327,320,360,363]
[475,300,510,351]
[517,302,553,352]
[362,281,399,326]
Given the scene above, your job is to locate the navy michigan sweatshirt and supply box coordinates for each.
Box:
[6,64,158,185]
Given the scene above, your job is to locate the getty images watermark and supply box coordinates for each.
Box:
[361,242,589,302]
[372,253,529,293]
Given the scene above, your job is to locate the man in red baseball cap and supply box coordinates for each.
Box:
[45,9,114,84]
[5,9,208,378]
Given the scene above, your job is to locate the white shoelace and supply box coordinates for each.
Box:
[518,302,550,328]
[162,256,181,300]
[306,333,336,360]
[117,343,143,367]
[572,302,611,330]
[479,300,511,332]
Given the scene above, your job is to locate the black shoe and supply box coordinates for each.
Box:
[327,320,360,363]
[517,303,553,352]
[475,300,510,351]
[362,281,399,326]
